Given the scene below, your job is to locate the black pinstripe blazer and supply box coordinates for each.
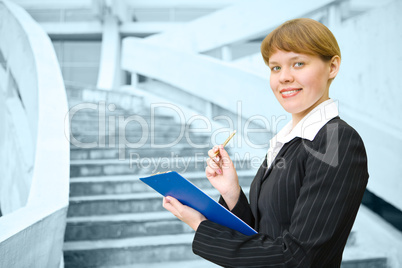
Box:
[193,117,369,267]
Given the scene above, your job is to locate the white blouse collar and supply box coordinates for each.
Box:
[269,99,339,150]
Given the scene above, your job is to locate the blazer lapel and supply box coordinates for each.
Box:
[250,138,300,231]
[250,156,268,231]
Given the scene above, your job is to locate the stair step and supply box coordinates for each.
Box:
[340,205,401,268]
[68,132,211,146]
[65,211,192,241]
[69,116,177,127]
[70,146,210,160]
[69,122,182,134]
[64,233,193,250]
[69,130,201,139]
[111,259,219,268]
[63,228,386,268]
[67,187,233,217]
[69,157,253,177]
[69,135,211,150]
[68,112,179,130]
[69,112,175,121]
[63,233,198,267]
[342,250,387,268]
[65,86,144,112]
[67,108,136,116]
[69,170,255,196]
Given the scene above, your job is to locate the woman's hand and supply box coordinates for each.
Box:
[206,145,240,210]
[163,196,207,231]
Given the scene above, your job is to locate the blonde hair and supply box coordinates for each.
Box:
[261,18,341,64]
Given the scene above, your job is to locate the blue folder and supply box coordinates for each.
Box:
[140,171,257,236]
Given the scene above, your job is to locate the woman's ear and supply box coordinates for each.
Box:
[329,55,341,79]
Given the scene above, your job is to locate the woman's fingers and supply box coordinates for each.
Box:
[217,145,233,169]
[163,197,180,216]
[206,146,223,174]
[163,196,207,231]
[163,196,192,220]
[206,145,236,176]
[208,146,220,161]
[206,157,222,175]
[163,196,187,219]
[206,165,220,177]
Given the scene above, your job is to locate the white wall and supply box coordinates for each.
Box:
[331,0,402,211]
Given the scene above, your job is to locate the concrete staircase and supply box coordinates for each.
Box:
[63,86,254,267]
[62,86,391,267]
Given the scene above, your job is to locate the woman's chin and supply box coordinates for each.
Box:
[281,105,303,115]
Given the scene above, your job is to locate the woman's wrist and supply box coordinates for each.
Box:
[221,185,241,210]
[192,216,207,231]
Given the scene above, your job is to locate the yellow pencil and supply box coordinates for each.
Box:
[213,130,236,156]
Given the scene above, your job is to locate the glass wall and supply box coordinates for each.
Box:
[52,40,101,87]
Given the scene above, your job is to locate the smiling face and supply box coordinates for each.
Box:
[268,50,339,125]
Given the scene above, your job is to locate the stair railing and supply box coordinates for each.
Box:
[0,1,69,266]
[142,0,337,54]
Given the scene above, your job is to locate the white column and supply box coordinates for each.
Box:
[131,72,138,88]
[96,15,120,90]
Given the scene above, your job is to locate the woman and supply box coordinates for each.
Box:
[163,18,368,267]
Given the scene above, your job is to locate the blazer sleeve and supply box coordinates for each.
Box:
[192,123,369,267]
[218,188,255,228]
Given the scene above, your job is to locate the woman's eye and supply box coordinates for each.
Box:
[294,62,304,67]
[271,66,281,71]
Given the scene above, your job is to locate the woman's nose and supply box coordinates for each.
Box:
[279,68,293,83]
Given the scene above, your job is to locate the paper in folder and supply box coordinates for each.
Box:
[139,171,257,236]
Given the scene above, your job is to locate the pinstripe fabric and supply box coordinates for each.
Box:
[193,117,369,267]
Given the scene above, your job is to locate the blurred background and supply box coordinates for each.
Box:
[0,0,401,267]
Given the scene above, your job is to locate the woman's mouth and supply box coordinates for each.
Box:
[280,88,302,98]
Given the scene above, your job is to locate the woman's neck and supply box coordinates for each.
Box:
[291,97,330,129]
